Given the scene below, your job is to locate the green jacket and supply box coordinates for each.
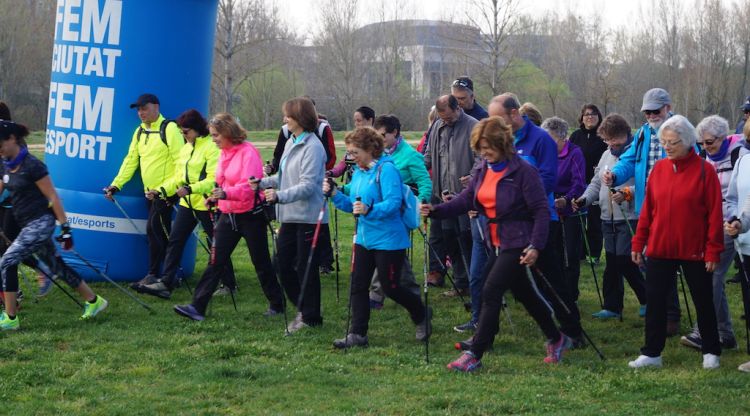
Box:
[110,114,184,191]
[156,135,219,211]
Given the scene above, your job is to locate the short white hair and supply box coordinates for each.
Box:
[659,115,697,148]
[696,115,729,140]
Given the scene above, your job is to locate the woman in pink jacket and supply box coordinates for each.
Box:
[174,113,284,321]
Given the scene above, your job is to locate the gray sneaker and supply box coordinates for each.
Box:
[287,312,308,334]
[416,306,433,341]
[130,274,158,290]
[333,333,369,349]
[139,280,172,299]
[213,285,237,297]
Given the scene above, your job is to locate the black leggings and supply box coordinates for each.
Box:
[192,211,283,315]
[276,223,323,325]
[471,248,561,360]
[349,246,425,336]
[146,198,172,275]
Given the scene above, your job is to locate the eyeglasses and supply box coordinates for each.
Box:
[643,108,663,116]
[697,136,722,147]
[659,139,682,148]
[602,136,625,143]
[583,113,598,118]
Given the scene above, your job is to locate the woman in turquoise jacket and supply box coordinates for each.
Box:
[324,127,430,349]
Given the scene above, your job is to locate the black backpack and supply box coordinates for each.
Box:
[136,119,178,146]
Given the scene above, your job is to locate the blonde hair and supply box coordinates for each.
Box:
[209,113,246,144]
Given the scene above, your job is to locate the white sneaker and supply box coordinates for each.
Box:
[702,353,720,370]
[286,312,308,334]
[628,355,662,368]
[738,360,750,372]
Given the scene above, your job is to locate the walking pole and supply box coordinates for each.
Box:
[577,213,604,308]
[529,265,606,360]
[251,181,289,336]
[415,225,471,312]
[343,196,361,350]
[422,213,430,363]
[110,196,149,243]
[68,249,154,313]
[678,266,694,328]
[293,193,328,333]
[333,200,340,302]
[731,234,750,355]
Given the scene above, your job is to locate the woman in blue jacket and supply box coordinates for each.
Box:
[323,127,430,348]
[422,116,571,372]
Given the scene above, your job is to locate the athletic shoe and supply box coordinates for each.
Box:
[287,312,308,334]
[416,306,433,341]
[213,284,237,297]
[702,353,720,370]
[37,274,53,297]
[628,355,662,368]
[139,281,172,300]
[333,333,369,349]
[721,336,738,350]
[262,308,283,317]
[666,320,680,337]
[130,274,158,290]
[80,295,108,320]
[738,360,750,372]
[544,333,572,364]
[592,309,621,319]
[453,321,477,333]
[0,312,19,331]
[174,304,205,321]
[319,265,334,275]
[638,305,647,318]
[426,272,444,287]
[441,288,469,297]
[369,299,384,310]
[680,333,702,350]
[447,351,482,372]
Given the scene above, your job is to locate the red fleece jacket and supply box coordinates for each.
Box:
[632,150,724,262]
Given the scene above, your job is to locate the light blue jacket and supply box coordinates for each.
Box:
[332,156,409,250]
[610,122,662,216]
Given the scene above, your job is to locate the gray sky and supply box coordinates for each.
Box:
[282,0,644,35]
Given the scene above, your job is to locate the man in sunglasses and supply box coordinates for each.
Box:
[736,96,750,134]
[103,93,185,289]
[451,77,488,122]
[603,88,682,336]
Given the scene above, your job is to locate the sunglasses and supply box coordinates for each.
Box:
[582,113,598,118]
[698,137,721,147]
[452,79,471,89]
[643,108,663,116]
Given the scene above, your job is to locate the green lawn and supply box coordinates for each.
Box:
[6,144,750,415]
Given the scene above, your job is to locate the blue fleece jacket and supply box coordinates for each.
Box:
[332,156,410,250]
[514,116,558,220]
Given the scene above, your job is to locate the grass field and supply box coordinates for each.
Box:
[5,143,750,415]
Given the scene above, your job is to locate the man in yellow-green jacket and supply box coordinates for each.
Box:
[103,93,184,288]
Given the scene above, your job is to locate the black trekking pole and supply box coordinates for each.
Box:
[730,233,750,355]
[343,196,361,351]
[422,213,430,363]
[333,200,340,302]
[529,264,606,360]
[251,177,289,336]
[577,213,604,308]
[415,224,471,312]
[110,196,149,243]
[69,249,154,313]
[677,266,694,328]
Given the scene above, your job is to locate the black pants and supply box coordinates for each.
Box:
[427,217,448,274]
[318,223,334,269]
[535,220,582,338]
[471,248,561,359]
[602,253,646,313]
[641,258,720,357]
[350,246,425,336]
[584,206,603,259]
[427,217,471,289]
[556,215,583,302]
[161,205,233,288]
[192,211,283,315]
[146,199,172,275]
[277,222,323,326]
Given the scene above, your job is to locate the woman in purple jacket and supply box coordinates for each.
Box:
[542,117,586,302]
[421,116,572,372]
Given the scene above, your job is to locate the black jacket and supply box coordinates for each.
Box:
[569,127,608,183]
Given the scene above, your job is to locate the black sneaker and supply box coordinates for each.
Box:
[333,333,369,349]
[416,306,433,341]
[680,333,702,350]
[130,274,158,290]
[320,265,334,275]
[721,337,738,350]
[139,280,172,299]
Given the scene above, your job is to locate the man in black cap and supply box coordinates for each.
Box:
[451,77,488,121]
[736,96,750,134]
[103,93,184,288]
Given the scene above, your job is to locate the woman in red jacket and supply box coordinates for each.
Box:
[629,115,723,369]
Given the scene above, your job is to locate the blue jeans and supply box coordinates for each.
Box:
[469,215,489,323]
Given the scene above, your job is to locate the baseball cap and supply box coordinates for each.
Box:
[129,93,160,109]
[640,88,671,112]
